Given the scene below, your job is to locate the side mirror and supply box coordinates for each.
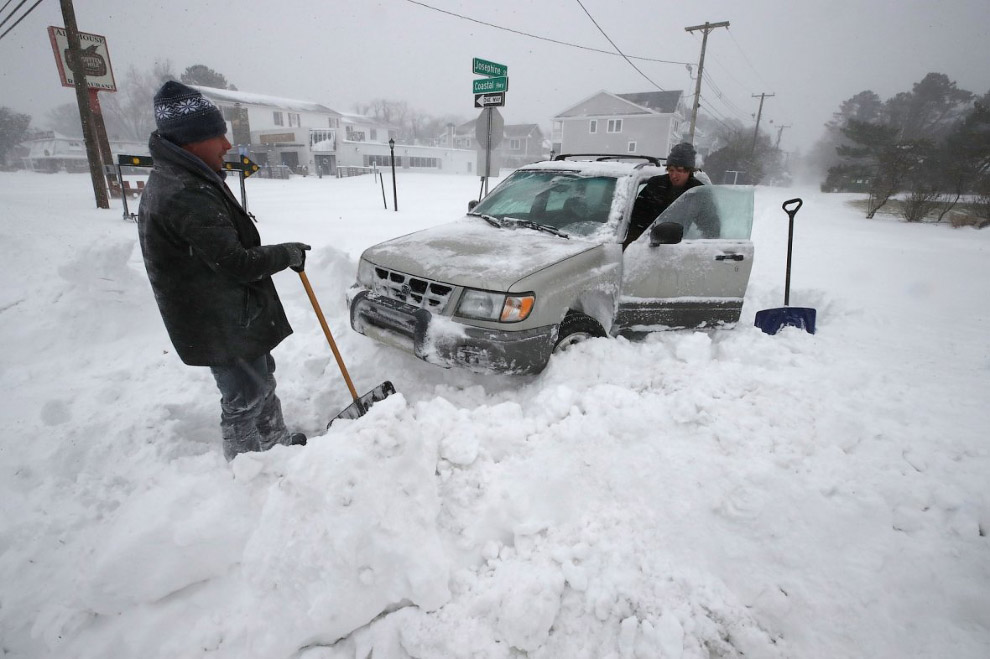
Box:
[650,221,684,246]
[468,199,479,211]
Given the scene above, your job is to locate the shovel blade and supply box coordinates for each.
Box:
[328,381,397,428]
[755,307,817,335]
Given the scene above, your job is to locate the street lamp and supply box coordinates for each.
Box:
[388,137,398,212]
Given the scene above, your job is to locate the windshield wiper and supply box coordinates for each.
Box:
[468,212,504,228]
[504,218,570,239]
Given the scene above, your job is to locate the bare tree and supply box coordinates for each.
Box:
[45,103,83,136]
[101,60,177,140]
[0,107,31,167]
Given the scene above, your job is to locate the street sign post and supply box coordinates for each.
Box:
[472,58,508,196]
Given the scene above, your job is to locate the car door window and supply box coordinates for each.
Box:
[656,185,754,240]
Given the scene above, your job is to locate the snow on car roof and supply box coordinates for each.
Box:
[520,159,664,178]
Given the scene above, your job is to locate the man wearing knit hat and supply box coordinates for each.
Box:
[624,142,709,248]
[138,80,310,461]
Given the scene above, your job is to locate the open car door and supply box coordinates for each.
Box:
[614,185,755,334]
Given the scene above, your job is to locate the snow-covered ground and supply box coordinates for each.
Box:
[1,169,988,658]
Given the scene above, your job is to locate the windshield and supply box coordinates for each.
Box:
[470,170,617,237]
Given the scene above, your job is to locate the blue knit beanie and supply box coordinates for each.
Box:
[153,81,227,145]
[666,142,697,169]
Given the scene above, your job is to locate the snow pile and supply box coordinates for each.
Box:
[1,171,988,658]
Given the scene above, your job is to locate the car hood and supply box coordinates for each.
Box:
[361,217,602,291]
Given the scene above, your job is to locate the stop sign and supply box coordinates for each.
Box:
[475,107,504,149]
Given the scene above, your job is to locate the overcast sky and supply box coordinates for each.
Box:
[2,0,989,152]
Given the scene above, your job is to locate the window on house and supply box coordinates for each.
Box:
[607,119,623,133]
[288,113,301,127]
[329,118,338,128]
[273,111,284,126]
[408,157,438,168]
[370,129,377,141]
[365,155,394,167]
[589,120,597,133]
[628,141,637,153]
[510,138,521,150]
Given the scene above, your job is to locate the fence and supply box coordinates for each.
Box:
[336,165,377,179]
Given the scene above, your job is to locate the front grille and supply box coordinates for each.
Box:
[371,266,453,311]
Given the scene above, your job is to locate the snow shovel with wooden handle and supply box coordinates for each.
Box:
[296,268,396,428]
[754,198,817,335]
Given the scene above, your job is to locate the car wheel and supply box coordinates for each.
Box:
[552,312,606,353]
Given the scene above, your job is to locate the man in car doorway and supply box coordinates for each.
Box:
[624,142,705,248]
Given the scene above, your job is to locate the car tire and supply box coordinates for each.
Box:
[552,312,606,353]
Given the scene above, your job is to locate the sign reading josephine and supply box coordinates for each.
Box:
[47,26,117,91]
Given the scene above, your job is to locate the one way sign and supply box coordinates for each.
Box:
[474,92,506,108]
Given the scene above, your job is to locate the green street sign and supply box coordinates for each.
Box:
[472,57,507,77]
[473,76,508,94]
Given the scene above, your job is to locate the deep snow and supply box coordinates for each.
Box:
[1,170,988,658]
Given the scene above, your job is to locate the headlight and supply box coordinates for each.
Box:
[456,289,535,323]
[357,258,376,288]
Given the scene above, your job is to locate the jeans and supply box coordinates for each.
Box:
[210,353,290,461]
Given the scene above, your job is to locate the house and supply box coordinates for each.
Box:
[20,130,146,173]
[438,120,547,170]
[194,86,475,176]
[551,90,686,160]
[193,86,341,175]
[502,124,545,168]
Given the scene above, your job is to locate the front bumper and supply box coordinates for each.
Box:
[349,289,555,374]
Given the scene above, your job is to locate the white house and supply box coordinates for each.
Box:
[20,131,146,173]
[551,90,687,160]
[194,86,474,176]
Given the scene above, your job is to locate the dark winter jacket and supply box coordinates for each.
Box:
[138,132,295,366]
[624,174,706,248]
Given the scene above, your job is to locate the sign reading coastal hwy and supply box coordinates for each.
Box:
[472,76,508,95]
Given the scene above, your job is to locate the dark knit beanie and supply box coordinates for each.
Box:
[666,142,697,169]
[153,81,227,145]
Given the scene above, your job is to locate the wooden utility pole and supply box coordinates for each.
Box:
[59,0,108,208]
[684,20,729,144]
[775,124,791,149]
[750,92,775,158]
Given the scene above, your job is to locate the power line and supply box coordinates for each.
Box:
[403,0,690,66]
[726,28,773,90]
[573,0,664,91]
[0,0,45,42]
[0,0,19,18]
[0,0,31,31]
[701,71,751,121]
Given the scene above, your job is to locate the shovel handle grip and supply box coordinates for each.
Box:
[782,198,803,218]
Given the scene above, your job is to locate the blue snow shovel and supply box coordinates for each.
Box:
[754,198,817,335]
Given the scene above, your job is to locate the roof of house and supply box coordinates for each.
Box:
[191,85,338,115]
[554,90,684,119]
[504,124,542,138]
[453,121,540,137]
[616,91,684,114]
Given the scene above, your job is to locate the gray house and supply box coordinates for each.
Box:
[502,124,546,168]
[551,90,686,160]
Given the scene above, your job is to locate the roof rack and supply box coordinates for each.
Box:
[552,154,665,168]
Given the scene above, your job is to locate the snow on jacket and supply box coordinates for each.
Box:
[138,132,294,366]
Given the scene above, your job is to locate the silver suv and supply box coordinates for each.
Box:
[347,155,755,374]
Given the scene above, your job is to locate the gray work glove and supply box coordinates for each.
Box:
[283,242,311,272]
